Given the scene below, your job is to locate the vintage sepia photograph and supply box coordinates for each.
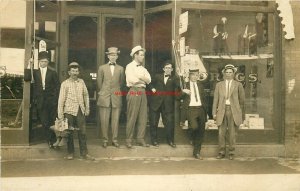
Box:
[1,0,300,190]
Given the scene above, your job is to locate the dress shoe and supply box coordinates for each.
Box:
[216,153,225,159]
[112,142,120,148]
[229,154,234,160]
[126,143,133,149]
[137,142,150,147]
[193,153,203,160]
[81,154,95,161]
[152,142,159,147]
[64,154,74,160]
[48,141,54,149]
[168,142,176,148]
[102,142,108,148]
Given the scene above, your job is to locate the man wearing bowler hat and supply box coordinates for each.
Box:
[24,51,60,148]
[125,45,151,148]
[97,47,125,148]
[180,69,208,159]
[213,64,245,160]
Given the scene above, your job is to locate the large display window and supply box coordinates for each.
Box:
[177,9,281,144]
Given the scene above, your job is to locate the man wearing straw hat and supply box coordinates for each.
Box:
[125,45,151,148]
[180,69,208,159]
[213,64,245,160]
[97,47,125,148]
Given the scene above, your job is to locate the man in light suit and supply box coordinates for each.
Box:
[24,51,60,148]
[181,69,208,159]
[97,47,125,148]
[212,64,245,160]
[148,60,181,148]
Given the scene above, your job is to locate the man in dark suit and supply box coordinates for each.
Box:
[213,64,245,160]
[97,47,125,148]
[180,69,208,159]
[148,60,180,148]
[24,51,60,148]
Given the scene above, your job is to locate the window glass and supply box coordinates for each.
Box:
[179,10,278,143]
[145,1,170,9]
[67,1,135,8]
[0,0,26,128]
[145,11,172,74]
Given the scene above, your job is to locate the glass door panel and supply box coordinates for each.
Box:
[68,16,98,124]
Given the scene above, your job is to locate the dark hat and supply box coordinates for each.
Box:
[189,69,199,73]
[38,51,49,60]
[105,47,120,55]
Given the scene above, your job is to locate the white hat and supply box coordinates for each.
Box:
[222,64,237,73]
[130,45,145,57]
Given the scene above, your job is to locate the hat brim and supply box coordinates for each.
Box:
[130,48,145,57]
[105,51,120,55]
[222,67,237,73]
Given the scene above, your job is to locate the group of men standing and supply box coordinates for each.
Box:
[98,46,182,150]
[25,45,245,161]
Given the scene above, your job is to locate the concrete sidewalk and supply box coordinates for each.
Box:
[2,156,300,190]
[2,174,300,191]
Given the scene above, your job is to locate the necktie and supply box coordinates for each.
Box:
[136,64,141,67]
[165,75,170,77]
[109,62,115,65]
[193,82,198,102]
[41,68,45,90]
[226,80,230,99]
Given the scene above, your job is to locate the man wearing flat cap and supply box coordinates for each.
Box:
[97,47,125,148]
[125,45,151,148]
[180,69,208,159]
[57,62,94,160]
[213,64,245,160]
[24,51,60,148]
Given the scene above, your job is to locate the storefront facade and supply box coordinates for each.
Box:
[1,0,299,158]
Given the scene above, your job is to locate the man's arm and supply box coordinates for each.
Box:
[57,82,66,119]
[139,68,151,84]
[83,81,90,116]
[97,66,104,91]
[238,82,246,120]
[212,82,220,119]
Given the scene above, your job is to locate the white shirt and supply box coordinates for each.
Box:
[189,81,202,106]
[164,74,169,85]
[125,60,151,88]
[40,67,47,90]
[225,80,232,105]
[109,62,115,76]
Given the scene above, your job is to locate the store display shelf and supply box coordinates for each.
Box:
[202,54,273,60]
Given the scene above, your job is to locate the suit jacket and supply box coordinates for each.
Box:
[180,81,208,122]
[212,80,245,126]
[97,63,125,108]
[148,73,180,113]
[24,68,60,110]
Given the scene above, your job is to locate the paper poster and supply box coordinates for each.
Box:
[180,54,207,82]
[179,11,188,35]
[179,37,185,57]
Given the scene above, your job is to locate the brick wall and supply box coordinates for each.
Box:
[284,1,300,158]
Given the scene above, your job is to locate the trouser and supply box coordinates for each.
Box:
[187,106,206,155]
[218,105,236,155]
[99,107,121,143]
[38,94,57,144]
[149,105,174,143]
[65,109,88,156]
[126,87,147,144]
